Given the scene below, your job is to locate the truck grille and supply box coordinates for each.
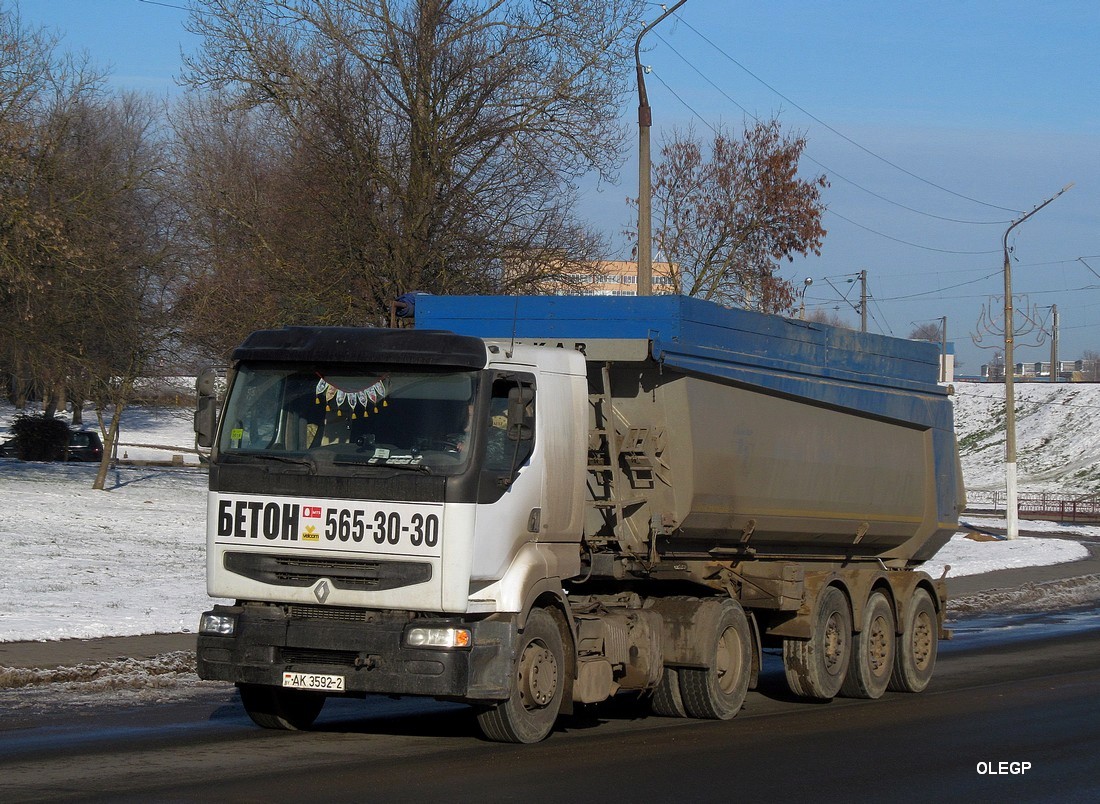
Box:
[288,604,378,622]
[281,647,360,667]
[224,552,432,591]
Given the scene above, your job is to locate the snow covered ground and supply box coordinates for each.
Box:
[953,382,1100,494]
[925,518,1092,578]
[2,387,1100,645]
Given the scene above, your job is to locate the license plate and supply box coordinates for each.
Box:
[282,672,345,691]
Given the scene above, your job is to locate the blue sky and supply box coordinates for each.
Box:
[17,0,1100,372]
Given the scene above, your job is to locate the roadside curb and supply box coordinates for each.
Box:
[4,541,1100,673]
[0,633,196,671]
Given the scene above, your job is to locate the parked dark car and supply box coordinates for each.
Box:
[0,429,104,462]
[66,430,104,462]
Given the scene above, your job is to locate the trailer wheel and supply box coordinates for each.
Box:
[237,683,325,730]
[476,607,564,743]
[889,587,938,693]
[678,600,752,720]
[650,666,687,717]
[783,585,852,699]
[840,591,895,699]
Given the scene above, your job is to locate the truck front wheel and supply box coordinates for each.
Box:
[476,607,564,743]
[237,683,325,730]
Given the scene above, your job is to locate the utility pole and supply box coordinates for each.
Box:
[635,0,688,297]
[940,316,948,383]
[1001,183,1073,540]
[1049,304,1058,383]
[859,269,867,332]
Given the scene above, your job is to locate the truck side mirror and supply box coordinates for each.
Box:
[195,368,218,448]
[506,386,534,441]
[196,367,217,397]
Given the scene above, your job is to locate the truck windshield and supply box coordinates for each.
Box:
[218,363,477,472]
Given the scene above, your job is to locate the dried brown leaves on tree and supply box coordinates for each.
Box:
[176,0,645,357]
[649,118,827,313]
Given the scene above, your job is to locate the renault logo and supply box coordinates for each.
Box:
[314,579,331,604]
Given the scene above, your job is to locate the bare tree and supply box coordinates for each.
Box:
[0,5,68,406]
[176,0,644,352]
[805,308,852,329]
[909,322,942,342]
[1081,350,1100,382]
[645,119,828,313]
[0,7,178,487]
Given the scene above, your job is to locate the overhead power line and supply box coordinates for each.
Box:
[874,269,1004,301]
[137,0,189,10]
[825,210,1001,255]
[671,13,1024,216]
[650,68,1007,257]
[653,33,1013,226]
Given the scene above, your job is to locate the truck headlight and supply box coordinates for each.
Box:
[199,611,238,636]
[405,626,471,649]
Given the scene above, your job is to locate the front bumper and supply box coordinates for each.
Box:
[197,603,516,700]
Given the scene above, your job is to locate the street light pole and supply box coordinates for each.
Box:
[798,277,813,320]
[635,0,689,297]
[1001,182,1073,539]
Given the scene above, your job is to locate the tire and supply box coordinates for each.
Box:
[679,600,752,720]
[476,608,564,743]
[783,585,852,700]
[889,587,938,693]
[840,590,896,699]
[650,666,687,717]
[237,683,325,730]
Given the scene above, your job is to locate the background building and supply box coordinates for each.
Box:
[557,260,678,296]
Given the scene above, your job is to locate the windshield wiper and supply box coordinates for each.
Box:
[333,454,433,474]
[385,462,433,474]
[232,452,317,473]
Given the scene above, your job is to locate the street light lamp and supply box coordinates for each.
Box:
[1001,182,1073,539]
[798,277,813,319]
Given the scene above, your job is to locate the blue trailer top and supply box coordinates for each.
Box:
[414,294,946,397]
[416,295,959,526]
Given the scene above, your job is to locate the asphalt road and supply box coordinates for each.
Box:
[2,539,1099,802]
[1,612,1099,803]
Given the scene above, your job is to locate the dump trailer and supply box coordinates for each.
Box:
[195,295,964,742]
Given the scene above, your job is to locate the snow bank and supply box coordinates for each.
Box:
[923,521,1092,579]
[2,393,1099,645]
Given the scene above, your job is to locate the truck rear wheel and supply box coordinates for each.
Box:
[476,607,564,743]
[237,683,325,730]
[840,590,895,699]
[889,587,938,693]
[678,600,752,720]
[650,666,688,717]
[783,585,852,699]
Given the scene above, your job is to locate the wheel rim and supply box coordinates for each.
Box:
[823,612,847,675]
[715,626,743,695]
[868,613,891,676]
[912,610,933,670]
[518,640,558,711]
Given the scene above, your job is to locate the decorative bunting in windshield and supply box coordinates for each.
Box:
[315,375,388,418]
